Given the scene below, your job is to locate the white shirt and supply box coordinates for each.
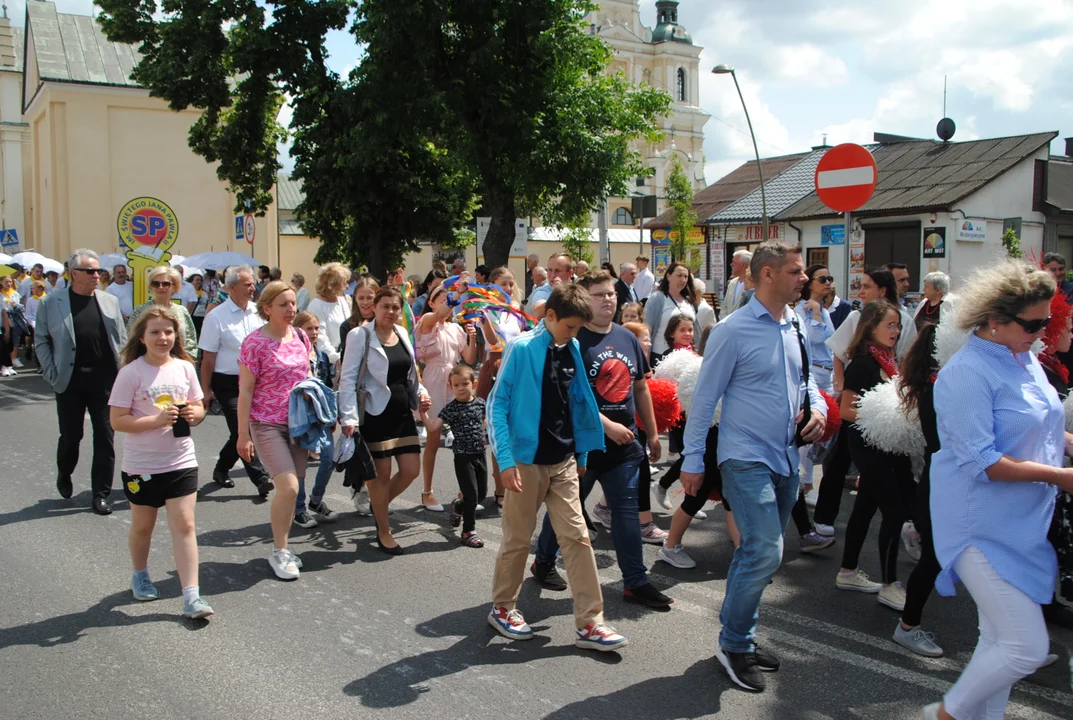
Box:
[105,281,135,318]
[17,277,39,298]
[197,298,265,375]
[652,297,697,356]
[176,281,198,307]
[826,307,918,364]
[633,268,655,300]
[307,295,353,364]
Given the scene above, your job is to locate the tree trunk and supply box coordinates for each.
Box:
[362,230,388,282]
[482,190,517,270]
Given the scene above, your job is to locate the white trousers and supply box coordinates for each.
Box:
[943,546,1050,720]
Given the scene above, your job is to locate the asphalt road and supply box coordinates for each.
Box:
[1,371,1071,719]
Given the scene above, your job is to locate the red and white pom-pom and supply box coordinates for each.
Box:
[819,390,841,442]
[637,377,682,434]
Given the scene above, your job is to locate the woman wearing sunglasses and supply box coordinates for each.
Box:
[126,266,198,359]
[922,261,1073,720]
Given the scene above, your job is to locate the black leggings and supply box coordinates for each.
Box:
[840,428,913,584]
[660,425,725,516]
[902,457,941,626]
[813,428,852,526]
[791,491,812,536]
[453,453,488,533]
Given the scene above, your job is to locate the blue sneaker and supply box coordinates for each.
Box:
[131,572,159,601]
[488,605,533,640]
[183,596,215,620]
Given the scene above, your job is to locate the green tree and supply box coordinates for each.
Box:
[665,155,699,269]
[1001,226,1021,260]
[559,213,595,264]
[95,0,669,272]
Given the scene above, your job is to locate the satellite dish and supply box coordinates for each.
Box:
[937,117,956,142]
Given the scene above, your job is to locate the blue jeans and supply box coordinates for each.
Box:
[296,433,334,514]
[718,458,799,653]
[535,447,647,590]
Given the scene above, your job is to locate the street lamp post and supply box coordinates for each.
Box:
[712,64,768,243]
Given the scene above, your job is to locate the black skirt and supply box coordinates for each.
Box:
[362,341,420,458]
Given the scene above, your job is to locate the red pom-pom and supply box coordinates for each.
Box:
[820,390,841,442]
[636,378,681,434]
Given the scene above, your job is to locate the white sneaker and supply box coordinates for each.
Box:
[693,509,708,520]
[815,523,835,537]
[922,702,941,720]
[1,367,13,377]
[268,548,300,580]
[836,568,882,593]
[658,543,697,569]
[902,521,922,562]
[653,484,672,511]
[12,358,23,368]
[351,486,372,516]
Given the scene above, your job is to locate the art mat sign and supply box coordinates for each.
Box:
[955,218,987,243]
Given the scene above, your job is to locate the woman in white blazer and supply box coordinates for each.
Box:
[339,285,430,554]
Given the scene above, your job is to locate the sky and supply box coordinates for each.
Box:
[19,0,1073,186]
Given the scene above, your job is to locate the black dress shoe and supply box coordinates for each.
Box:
[753,645,781,672]
[376,537,404,556]
[256,478,274,498]
[530,560,568,591]
[92,497,113,515]
[212,471,235,489]
[57,474,73,499]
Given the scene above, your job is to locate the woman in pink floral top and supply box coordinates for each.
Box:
[237,281,311,581]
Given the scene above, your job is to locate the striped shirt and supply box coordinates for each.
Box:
[931,333,1061,603]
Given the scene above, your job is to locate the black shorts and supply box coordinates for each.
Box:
[122,468,199,508]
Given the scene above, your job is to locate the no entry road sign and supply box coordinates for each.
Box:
[814,143,878,213]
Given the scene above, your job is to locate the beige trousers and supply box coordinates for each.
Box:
[491,457,605,629]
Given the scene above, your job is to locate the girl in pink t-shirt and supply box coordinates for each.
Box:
[109,305,212,620]
[237,281,311,581]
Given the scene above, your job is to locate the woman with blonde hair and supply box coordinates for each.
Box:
[236,281,313,580]
[922,261,1073,720]
[307,262,353,366]
[126,266,198,358]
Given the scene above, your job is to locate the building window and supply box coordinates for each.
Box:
[636,174,646,187]
[612,208,634,226]
[676,69,687,102]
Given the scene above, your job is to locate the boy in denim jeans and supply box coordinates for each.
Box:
[487,284,628,652]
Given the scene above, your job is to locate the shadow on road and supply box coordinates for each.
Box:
[343,600,622,709]
[0,492,129,528]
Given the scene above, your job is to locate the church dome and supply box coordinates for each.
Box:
[652,0,693,45]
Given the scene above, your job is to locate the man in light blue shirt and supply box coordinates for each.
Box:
[680,241,826,693]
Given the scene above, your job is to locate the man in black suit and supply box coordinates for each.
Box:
[614,262,639,322]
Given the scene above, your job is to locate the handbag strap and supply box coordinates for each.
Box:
[356,327,372,421]
[791,315,811,417]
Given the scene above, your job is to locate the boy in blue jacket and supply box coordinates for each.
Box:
[487,285,628,652]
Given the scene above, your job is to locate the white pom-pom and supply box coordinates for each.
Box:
[1064,393,1073,434]
[933,301,970,369]
[855,380,925,458]
[653,349,703,413]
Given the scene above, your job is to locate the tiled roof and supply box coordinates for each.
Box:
[279,217,304,236]
[276,173,304,211]
[648,152,810,228]
[709,149,827,223]
[1046,159,1073,214]
[779,132,1059,220]
[26,1,141,87]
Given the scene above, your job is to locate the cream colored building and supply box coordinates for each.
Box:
[586,0,709,229]
[18,1,279,266]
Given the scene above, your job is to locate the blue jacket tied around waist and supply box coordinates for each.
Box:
[289,377,338,454]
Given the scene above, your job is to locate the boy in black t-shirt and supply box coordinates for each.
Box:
[428,365,488,547]
[533,272,672,608]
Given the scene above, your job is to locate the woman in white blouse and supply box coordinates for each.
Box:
[644,262,701,362]
[307,263,353,368]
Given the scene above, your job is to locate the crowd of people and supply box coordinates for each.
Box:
[12,243,1073,717]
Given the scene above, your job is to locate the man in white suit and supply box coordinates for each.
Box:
[35,249,127,515]
[722,250,753,316]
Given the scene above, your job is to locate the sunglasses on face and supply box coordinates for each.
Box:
[1008,315,1051,334]
[150,280,173,288]
[814,275,834,284]
[73,268,102,275]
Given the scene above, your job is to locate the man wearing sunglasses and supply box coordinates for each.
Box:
[35,249,127,515]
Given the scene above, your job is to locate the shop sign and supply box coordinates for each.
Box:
[726,224,783,243]
[955,218,987,243]
[820,225,845,246]
[923,227,946,258]
[117,197,179,304]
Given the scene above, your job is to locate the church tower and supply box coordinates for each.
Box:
[587,0,709,227]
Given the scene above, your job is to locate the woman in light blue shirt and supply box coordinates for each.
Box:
[924,261,1073,720]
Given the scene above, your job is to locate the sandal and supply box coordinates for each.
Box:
[421,490,444,512]
[460,531,484,548]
